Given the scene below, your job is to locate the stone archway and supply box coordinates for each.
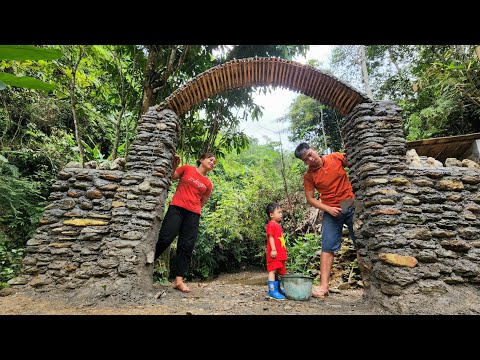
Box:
[11,58,480,314]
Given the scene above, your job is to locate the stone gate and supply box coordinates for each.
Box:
[9,58,480,314]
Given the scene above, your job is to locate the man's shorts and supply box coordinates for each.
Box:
[322,205,357,252]
[267,260,286,274]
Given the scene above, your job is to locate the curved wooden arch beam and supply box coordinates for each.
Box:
[162,57,370,117]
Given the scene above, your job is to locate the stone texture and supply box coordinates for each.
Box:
[15,108,180,304]
[343,100,480,314]
[12,99,480,315]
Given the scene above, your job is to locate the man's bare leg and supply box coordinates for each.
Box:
[319,251,334,292]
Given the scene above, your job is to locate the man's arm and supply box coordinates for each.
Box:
[305,189,341,217]
[338,151,349,168]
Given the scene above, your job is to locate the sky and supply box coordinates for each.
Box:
[239,45,333,150]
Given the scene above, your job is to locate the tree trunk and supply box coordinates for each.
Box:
[360,45,373,99]
[387,48,401,74]
[141,46,160,114]
[320,106,327,151]
[112,102,125,160]
[70,47,85,167]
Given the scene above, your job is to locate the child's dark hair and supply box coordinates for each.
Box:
[266,202,281,219]
[196,152,215,166]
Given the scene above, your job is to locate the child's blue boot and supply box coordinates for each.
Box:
[268,280,285,300]
[276,279,286,297]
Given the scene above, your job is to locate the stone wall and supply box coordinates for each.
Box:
[10,98,480,313]
[343,101,480,314]
[10,108,179,304]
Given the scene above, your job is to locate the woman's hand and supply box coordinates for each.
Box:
[172,154,181,168]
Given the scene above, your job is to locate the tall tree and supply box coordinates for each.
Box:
[330,45,373,98]
[62,45,86,167]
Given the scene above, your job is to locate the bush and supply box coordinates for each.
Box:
[286,233,322,278]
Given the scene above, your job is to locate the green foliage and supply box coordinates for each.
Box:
[0,72,56,91]
[0,241,24,289]
[286,94,345,152]
[0,46,63,61]
[329,45,480,141]
[286,233,321,278]
[0,45,62,91]
[0,157,45,243]
[0,157,44,287]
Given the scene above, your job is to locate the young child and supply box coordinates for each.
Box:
[265,202,288,300]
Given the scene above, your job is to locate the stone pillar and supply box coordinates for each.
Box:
[11,107,180,306]
[342,101,411,311]
[342,101,480,314]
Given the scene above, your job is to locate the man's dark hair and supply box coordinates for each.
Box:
[266,202,281,218]
[294,143,310,159]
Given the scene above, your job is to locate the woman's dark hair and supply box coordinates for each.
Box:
[266,202,281,219]
[294,142,310,159]
[196,152,215,166]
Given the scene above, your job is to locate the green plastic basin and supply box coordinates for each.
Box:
[280,274,313,301]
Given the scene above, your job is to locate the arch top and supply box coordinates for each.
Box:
[162,57,370,117]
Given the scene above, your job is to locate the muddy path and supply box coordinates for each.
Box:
[0,269,384,315]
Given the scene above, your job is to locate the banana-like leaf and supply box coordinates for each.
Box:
[0,72,55,91]
[0,45,63,60]
[0,80,6,90]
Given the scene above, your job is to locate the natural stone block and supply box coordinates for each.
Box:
[418,280,447,294]
[112,201,126,208]
[459,227,480,240]
[371,208,401,216]
[432,230,456,238]
[447,194,462,202]
[417,250,438,263]
[441,239,471,253]
[413,179,434,187]
[365,178,389,187]
[64,219,109,226]
[390,177,410,186]
[404,227,432,240]
[437,179,464,191]
[465,204,480,214]
[373,263,419,286]
[86,189,103,199]
[402,197,420,205]
[378,253,418,267]
[30,275,53,287]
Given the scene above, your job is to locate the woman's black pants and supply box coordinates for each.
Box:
[154,205,200,278]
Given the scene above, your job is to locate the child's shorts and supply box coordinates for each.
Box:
[267,260,286,275]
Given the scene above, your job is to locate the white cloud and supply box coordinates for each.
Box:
[240,45,333,149]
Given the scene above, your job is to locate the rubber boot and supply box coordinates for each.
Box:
[276,279,286,297]
[268,280,285,300]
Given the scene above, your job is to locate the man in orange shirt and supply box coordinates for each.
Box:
[294,142,357,298]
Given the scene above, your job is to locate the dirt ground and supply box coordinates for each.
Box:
[0,269,386,315]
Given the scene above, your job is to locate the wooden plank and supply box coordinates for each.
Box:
[407,133,480,147]
[309,70,322,100]
[315,73,328,101]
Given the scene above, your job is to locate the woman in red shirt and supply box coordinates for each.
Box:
[154,152,216,293]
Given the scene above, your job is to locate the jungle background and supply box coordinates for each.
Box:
[1,45,479,290]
